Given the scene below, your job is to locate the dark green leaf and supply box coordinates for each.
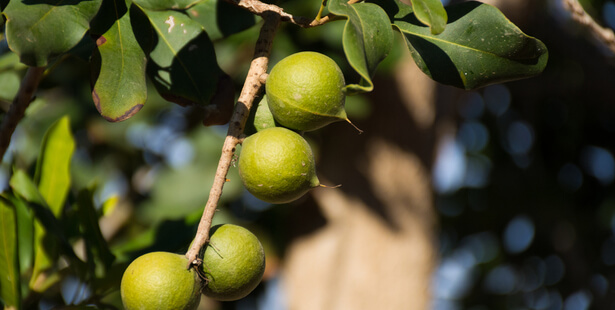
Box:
[0,199,21,310]
[391,0,548,89]
[91,1,148,122]
[187,0,257,41]
[9,194,35,283]
[76,188,115,273]
[3,0,103,66]
[328,0,394,94]
[66,35,98,63]
[410,0,447,34]
[136,6,228,107]
[34,115,75,215]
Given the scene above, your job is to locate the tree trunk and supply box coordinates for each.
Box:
[282,52,440,310]
[281,0,535,308]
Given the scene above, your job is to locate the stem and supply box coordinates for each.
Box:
[223,0,335,28]
[185,12,280,268]
[563,0,615,54]
[0,66,46,161]
[315,0,327,21]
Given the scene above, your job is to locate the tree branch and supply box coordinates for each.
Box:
[223,0,339,28]
[563,0,615,54]
[185,12,281,268]
[0,66,45,161]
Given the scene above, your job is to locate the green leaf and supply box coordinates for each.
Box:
[10,116,76,292]
[0,52,26,100]
[391,0,548,89]
[91,1,148,122]
[9,170,59,291]
[3,0,103,67]
[187,0,257,41]
[136,6,228,107]
[9,171,85,291]
[0,52,27,71]
[133,0,198,11]
[9,171,48,213]
[328,0,394,94]
[9,194,34,284]
[76,188,115,273]
[32,115,75,289]
[0,71,20,100]
[410,0,447,34]
[0,199,21,310]
[35,115,75,215]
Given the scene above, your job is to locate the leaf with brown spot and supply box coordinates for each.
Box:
[90,1,148,122]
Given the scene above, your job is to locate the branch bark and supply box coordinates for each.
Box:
[0,66,45,161]
[563,0,615,54]
[223,0,340,28]
[185,12,280,268]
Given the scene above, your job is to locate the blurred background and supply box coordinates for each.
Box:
[2,0,615,309]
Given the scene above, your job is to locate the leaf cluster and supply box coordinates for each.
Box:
[1,0,547,123]
[0,117,119,309]
[0,0,551,308]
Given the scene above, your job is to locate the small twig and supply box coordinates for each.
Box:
[0,66,45,161]
[223,0,337,28]
[185,12,281,268]
[563,0,615,54]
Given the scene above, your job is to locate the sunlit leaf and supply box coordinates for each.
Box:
[410,0,447,34]
[187,0,257,41]
[10,116,77,292]
[32,115,75,290]
[0,198,21,310]
[389,0,548,89]
[35,115,75,215]
[3,0,102,66]
[9,171,47,213]
[328,0,394,94]
[91,1,148,122]
[136,6,228,107]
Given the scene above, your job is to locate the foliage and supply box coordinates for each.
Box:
[0,0,550,308]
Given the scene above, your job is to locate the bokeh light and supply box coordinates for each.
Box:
[503,215,535,254]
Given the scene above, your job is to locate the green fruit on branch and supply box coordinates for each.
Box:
[239,127,320,204]
[266,51,349,131]
[121,252,201,310]
[244,95,280,135]
[201,224,266,301]
[252,95,279,131]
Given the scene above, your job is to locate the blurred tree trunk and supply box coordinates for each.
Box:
[280,1,533,308]
[282,52,440,309]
